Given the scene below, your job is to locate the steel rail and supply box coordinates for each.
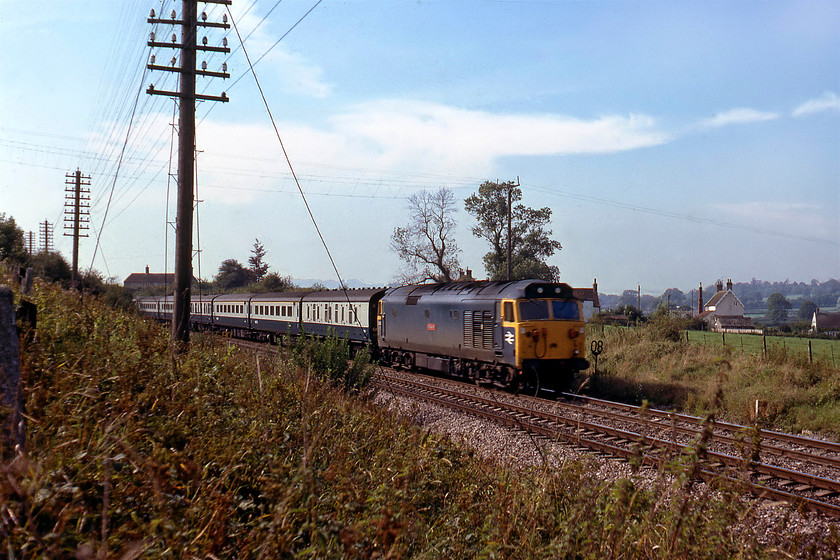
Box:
[375,374,840,518]
[562,392,840,456]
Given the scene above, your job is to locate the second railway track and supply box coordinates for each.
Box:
[373,369,840,519]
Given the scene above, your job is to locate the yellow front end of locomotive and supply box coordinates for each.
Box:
[503,298,586,369]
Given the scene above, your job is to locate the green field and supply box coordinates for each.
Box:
[684,330,840,367]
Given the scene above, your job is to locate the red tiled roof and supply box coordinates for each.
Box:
[124,272,175,286]
[573,287,600,308]
[814,312,840,330]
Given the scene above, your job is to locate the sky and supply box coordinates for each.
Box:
[1,0,838,295]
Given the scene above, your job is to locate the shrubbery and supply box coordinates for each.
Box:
[287,329,374,392]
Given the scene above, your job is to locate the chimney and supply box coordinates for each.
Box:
[716,279,723,293]
[726,278,733,291]
[698,283,703,315]
[145,265,150,275]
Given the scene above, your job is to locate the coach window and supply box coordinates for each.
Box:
[518,300,549,320]
[425,309,430,318]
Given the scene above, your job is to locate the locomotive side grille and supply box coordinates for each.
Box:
[464,311,473,347]
[472,311,483,348]
[482,311,494,348]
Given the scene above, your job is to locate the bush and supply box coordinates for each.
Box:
[289,329,374,392]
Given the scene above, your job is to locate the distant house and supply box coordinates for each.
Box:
[697,279,762,334]
[574,279,601,320]
[124,266,177,291]
[811,311,840,335]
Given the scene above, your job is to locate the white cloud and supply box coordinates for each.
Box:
[230,6,333,98]
[700,108,779,128]
[328,100,669,171]
[712,201,833,241]
[792,92,840,117]
[187,100,671,205]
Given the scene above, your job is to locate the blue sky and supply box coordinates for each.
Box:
[1,0,838,294]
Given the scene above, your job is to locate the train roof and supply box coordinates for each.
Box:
[383,280,576,301]
[300,288,385,303]
[135,288,386,304]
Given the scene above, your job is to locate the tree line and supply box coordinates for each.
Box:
[600,282,839,332]
[0,213,136,308]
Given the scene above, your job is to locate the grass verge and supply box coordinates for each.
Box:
[586,320,840,436]
[2,280,837,557]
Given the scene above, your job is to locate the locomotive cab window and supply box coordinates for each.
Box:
[518,300,550,320]
[503,302,514,322]
[552,301,580,320]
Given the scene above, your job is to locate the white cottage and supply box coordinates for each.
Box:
[697,279,761,334]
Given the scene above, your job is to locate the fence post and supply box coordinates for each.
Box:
[0,285,26,458]
[808,340,813,364]
[763,335,767,358]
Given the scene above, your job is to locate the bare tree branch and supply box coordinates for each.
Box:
[391,188,461,283]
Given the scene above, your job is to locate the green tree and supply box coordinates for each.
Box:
[659,288,687,309]
[766,292,792,323]
[796,299,817,322]
[215,259,254,291]
[248,238,270,280]
[464,181,561,281]
[618,289,640,309]
[29,252,72,285]
[0,213,27,264]
[251,272,294,293]
[391,188,461,283]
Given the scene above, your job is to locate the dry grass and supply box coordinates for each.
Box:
[588,319,840,435]
[1,279,835,558]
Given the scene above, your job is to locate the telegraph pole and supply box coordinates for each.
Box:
[147,1,230,346]
[64,169,91,288]
[39,221,53,254]
[506,177,519,282]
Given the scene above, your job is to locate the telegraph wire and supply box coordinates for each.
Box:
[89,52,151,273]
[523,181,840,247]
[198,0,323,125]
[225,1,360,297]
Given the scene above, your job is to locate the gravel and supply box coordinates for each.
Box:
[372,375,840,558]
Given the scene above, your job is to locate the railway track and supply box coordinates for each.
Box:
[373,371,840,518]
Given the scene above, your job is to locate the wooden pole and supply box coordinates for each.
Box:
[172,0,197,347]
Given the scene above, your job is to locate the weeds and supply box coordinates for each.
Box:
[589,317,840,436]
[286,329,374,393]
[1,279,834,557]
